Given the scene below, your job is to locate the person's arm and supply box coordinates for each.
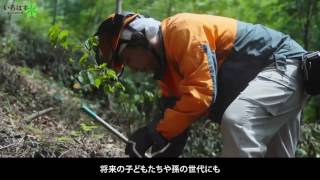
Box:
[157,22,218,140]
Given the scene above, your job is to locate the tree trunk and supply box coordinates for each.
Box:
[166,0,174,17]
[115,0,122,14]
[52,0,58,25]
[303,0,315,50]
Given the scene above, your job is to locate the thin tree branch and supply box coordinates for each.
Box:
[23,107,54,122]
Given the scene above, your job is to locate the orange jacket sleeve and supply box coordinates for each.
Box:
[156,18,217,140]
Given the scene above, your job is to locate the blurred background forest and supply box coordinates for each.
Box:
[0,0,320,157]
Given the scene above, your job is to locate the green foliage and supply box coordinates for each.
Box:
[297,123,320,157]
[48,23,124,95]
[48,24,65,47]
[304,97,320,123]
[0,16,6,36]
[0,35,14,57]
[80,123,98,133]
[47,19,158,133]
[70,130,81,137]
[112,73,160,129]
[183,120,222,157]
[56,136,73,143]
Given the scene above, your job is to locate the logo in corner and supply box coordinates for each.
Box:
[25,2,38,17]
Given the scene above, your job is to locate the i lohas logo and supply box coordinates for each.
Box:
[1,1,38,17]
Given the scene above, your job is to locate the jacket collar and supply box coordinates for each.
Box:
[153,27,167,80]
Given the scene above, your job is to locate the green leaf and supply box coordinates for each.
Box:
[68,57,74,63]
[94,78,102,88]
[80,123,98,132]
[56,136,73,142]
[70,130,81,137]
[87,36,99,50]
[59,30,69,43]
[115,82,125,91]
[98,63,107,69]
[144,90,154,100]
[48,25,60,45]
[92,36,99,47]
[103,84,115,94]
[87,72,95,85]
[134,94,143,103]
[87,67,96,72]
[106,69,117,79]
[78,71,89,84]
[79,53,89,66]
[61,41,69,49]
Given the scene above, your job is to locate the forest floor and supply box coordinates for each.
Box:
[0,59,126,157]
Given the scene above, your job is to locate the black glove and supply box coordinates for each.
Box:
[125,96,189,158]
[151,128,189,158]
[125,121,189,158]
[125,125,169,158]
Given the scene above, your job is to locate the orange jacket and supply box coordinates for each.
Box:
[156,13,237,140]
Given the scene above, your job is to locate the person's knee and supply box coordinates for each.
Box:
[221,110,237,130]
[221,101,248,129]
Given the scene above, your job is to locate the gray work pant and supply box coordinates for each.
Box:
[221,59,308,157]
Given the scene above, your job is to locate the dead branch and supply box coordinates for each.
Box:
[23,107,54,122]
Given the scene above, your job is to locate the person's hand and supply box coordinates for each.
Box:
[125,121,189,158]
[125,96,189,158]
[151,128,189,158]
[125,125,169,158]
